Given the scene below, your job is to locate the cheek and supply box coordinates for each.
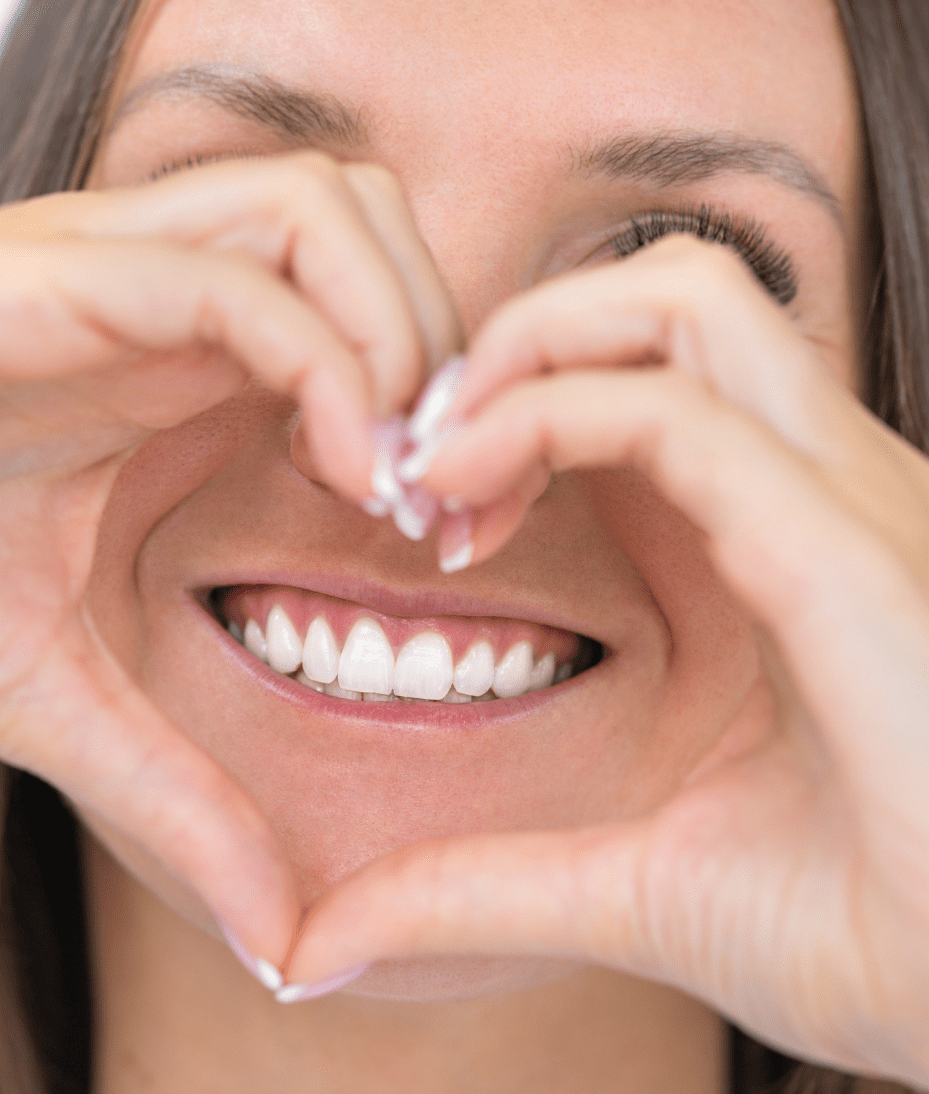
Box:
[582,468,764,772]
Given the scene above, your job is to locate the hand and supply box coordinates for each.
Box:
[0,152,461,975]
[284,236,929,1088]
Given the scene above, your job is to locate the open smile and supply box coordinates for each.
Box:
[211,584,603,706]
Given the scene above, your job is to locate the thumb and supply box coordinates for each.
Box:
[4,619,301,977]
[284,821,660,989]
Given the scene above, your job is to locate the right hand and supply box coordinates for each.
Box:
[0,152,461,973]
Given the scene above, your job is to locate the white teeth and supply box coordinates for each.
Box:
[526,652,556,693]
[266,605,304,674]
[228,621,244,644]
[295,671,325,693]
[492,640,534,698]
[244,619,268,663]
[248,605,576,703]
[338,618,395,695]
[394,632,454,700]
[325,681,362,700]
[453,640,496,696]
[303,615,340,684]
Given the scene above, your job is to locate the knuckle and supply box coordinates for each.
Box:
[347,161,405,201]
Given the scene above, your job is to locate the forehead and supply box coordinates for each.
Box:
[122,0,855,184]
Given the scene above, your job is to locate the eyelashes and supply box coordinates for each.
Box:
[148,156,799,308]
[607,203,799,307]
[147,150,263,182]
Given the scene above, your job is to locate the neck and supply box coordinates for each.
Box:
[86,836,727,1094]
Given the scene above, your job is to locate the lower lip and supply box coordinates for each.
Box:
[209,611,586,731]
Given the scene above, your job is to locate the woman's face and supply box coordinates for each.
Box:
[85,0,861,998]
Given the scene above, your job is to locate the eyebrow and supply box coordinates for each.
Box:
[576,133,842,227]
[109,67,841,228]
[108,65,367,147]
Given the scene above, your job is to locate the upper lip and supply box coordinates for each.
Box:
[195,566,601,645]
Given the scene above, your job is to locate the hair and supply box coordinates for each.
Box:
[0,0,926,1091]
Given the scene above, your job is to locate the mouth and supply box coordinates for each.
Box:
[210,584,603,705]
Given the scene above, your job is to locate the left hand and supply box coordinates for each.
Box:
[284,236,929,1089]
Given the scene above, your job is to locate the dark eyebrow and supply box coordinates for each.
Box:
[575,132,843,228]
[107,65,367,148]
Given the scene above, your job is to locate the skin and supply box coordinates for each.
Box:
[6,0,929,1090]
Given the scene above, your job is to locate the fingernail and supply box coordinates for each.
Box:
[392,484,440,542]
[408,355,465,443]
[362,496,390,518]
[275,964,370,1004]
[442,495,466,514]
[397,422,460,483]
[439,509,474,574]
[219,921,284,991]
[370,416,407,508]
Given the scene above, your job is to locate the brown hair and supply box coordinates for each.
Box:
[0,1,925,1091]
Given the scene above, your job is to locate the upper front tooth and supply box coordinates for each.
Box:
[453,640,496,696]
[492,640,534,698]
[244,619,268,663]
[394,632,454,700]
[303,615,340,684]
[266,605,304,674]
[526,651,556,692]
[338,618,395,695]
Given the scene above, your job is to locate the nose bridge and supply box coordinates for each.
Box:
[390,119,550,336]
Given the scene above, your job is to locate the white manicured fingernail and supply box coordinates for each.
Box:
[219,921,283,991]
[397,423,460,483]
[439,509,474,574]
[362,496,390,517]
[392,485,439,542]
[275,964,370,1004]
[408,355,465,443]
[370,417,406,507]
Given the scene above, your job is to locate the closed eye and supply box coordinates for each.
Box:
[606,202,799,306]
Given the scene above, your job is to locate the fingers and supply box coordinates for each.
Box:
[453,236,827,453]
[2,620,300,974]
[283,824,644,989]
[343,163,464,377]
[62,153,463,417]
[1,236,374,497]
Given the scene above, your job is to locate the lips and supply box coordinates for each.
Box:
[216,584,600,704]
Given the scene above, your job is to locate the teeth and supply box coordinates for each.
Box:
[325,681,362,700]
[453,640,496,697]
[266,605,304,674]
[338,618,395,695]
[238,607,577,703]
[244,619,268,663]
[394,632,454,700]
[295,671,325,692]
[303,615,340,684]
[492,640,533,699]
[526,652,556,693]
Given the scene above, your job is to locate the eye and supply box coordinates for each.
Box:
[147,150,266,182]
[605,202,799,307]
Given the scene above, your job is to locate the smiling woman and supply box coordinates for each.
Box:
[1,2,929,1094]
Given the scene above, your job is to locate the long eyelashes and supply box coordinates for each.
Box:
[607,203,799,307]
[148,157,798,308]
